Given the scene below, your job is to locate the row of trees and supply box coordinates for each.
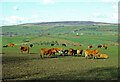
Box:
[26,41,60,45]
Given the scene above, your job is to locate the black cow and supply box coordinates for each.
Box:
[98,44,102,48]
[62,44,66,47]
[71,49,83,56]
[51,44,54,46]
[3,45,8,47]
[30,44,33,48]
[72,50,77,56]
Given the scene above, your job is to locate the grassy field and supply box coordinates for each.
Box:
[2,24,118,80]
[2,45,118,80]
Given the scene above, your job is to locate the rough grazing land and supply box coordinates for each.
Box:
[2,24,118,80]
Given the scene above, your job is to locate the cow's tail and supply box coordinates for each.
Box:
[28,47,29,54]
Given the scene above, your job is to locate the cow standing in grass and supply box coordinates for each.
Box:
[20,46,29,54]
[8,43,15,47]
[62,44,66,47]
[70,49,83,56]
[58,49,69,56]
[3,45,8,47]
[30,44,33,48]
[88,46,92,49]
[85,49,98,59]
[40,48,56,58]
[78,45,82,46]
[69,48,74,55]
[97,44,102,48]
[51,44,54,46]
[54,48,62,52]
[103,44,107,49]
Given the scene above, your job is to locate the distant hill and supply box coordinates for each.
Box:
[21,21,117,26]
[2,21,118,36]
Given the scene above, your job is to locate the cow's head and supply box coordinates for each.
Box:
[20,45,22,48]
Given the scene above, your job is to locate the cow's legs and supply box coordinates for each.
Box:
[48,52,51,57]
[21,50,23,54]
[93,55,95,59]
[85,52,87,59]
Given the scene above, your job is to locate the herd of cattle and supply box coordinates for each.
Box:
[3,43,109,59]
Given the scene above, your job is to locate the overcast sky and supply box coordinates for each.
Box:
[0,0,118,26]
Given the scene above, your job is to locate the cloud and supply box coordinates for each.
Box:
[1,16,28,26]
[101,0,118,2]
[5,16,24,23]
[93,13,108,18]
[13,5,19,10]
[93,12,118,20]
[43,0,54,4]
[31,14,38,18]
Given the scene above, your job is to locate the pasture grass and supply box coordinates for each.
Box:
[2,45,118,80]
[2,25,118,80]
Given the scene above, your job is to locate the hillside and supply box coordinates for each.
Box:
[2,21,118,36]
[2,21,118,45]
[21,21,117,26]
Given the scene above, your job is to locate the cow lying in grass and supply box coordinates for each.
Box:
[85,49,98,59]
[40,48,56,58]
[20,46,29,54]
[97,53,109,59]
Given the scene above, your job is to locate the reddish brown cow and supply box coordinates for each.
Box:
[78,45,82,46]
[69,48,74,55]
[8,43,15,47]
[54,48,62,52]
[40,48,56,57]
[20,46,29,54]
[102,44,107,49]
[88,46,92,49]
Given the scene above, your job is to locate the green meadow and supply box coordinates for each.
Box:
[2,24,118,80]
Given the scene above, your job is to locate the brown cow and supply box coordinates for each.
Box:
[73,45,76,46]
[78,45,82,46]
[102,44,107,49]
[20,46,29,54]
[85,49,98,59]
[40,48,56,58]
[88,46,92,49]
[69,48,74,55]
[98,53,109,58]
[54,48,62,52]
[8,43,15,47]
